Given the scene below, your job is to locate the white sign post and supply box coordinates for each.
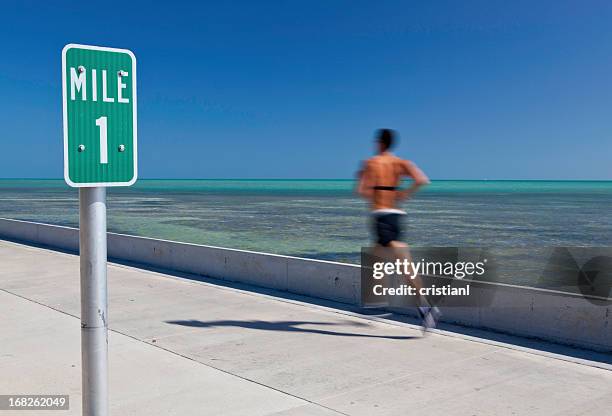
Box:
[62,43,138,416]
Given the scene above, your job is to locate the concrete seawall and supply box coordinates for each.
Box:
[0,217,610,352]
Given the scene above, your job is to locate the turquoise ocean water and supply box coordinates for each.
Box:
[1,179,611,289]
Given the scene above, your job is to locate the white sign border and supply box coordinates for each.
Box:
[62,43,138,187]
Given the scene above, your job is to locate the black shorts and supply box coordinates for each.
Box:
[373,213,403,246]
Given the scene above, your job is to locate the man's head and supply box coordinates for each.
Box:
[376,128,396,153]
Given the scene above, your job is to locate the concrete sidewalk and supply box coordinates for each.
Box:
[1,240,611,416]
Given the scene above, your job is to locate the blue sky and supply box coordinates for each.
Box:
[1,1,611,179]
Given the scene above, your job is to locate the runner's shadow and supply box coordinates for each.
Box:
[165,319,417,340]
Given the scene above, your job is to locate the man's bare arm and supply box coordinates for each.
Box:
[397,160,430,201]
[357,160,374,200]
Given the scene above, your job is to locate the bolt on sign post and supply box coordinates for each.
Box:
[62,43,137,416]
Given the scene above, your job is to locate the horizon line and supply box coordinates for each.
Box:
[0,178,611,182]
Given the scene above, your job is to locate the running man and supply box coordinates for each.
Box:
[357,128,440,331]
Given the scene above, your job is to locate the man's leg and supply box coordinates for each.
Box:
[388,241,424,300]
[388,240,440,332]
[362,244,391,308]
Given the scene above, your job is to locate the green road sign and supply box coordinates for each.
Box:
[62,44,137,187]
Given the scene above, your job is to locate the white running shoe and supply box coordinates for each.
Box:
[418,306,441,334]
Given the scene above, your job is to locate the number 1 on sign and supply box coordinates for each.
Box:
[95,116,108,164]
